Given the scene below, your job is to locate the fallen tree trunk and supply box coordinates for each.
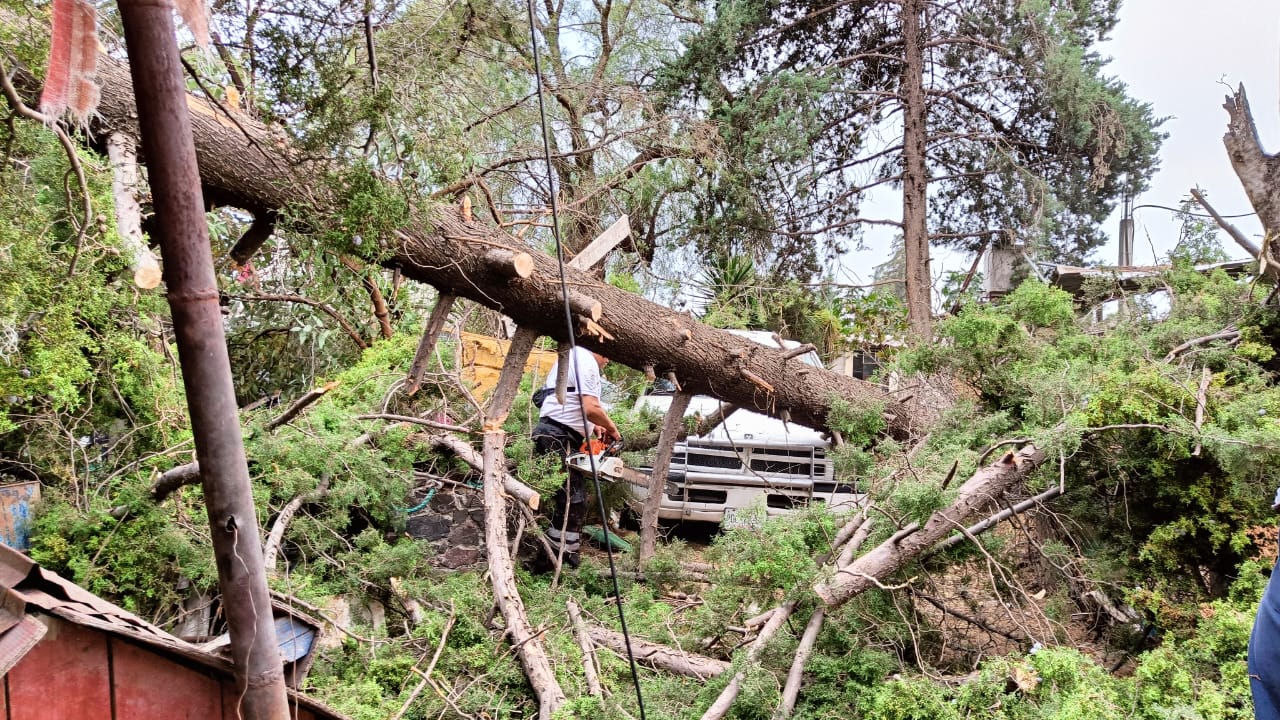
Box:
[64,52,910,438]
[814,442,1047,608]
[586,625,730,679]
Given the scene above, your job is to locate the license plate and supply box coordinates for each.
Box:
[722,507,764,530]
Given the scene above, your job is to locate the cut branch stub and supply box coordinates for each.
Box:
[566,290,602,322]
[554,342,570,405]
[266,381,338,431]
[228,211,277,265]
[482,248,534,279]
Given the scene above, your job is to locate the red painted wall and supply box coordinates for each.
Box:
[7,619,111,720]
[2,616,321,720]
[112,637,223,720]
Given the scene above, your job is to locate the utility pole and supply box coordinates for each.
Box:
[114,2,289,717]
[1118,190,1135,267]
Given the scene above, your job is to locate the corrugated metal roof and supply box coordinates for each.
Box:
[0,542,347,719]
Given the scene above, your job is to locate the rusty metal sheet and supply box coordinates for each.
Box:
[112,636,223,720]
[0,614,47,676]
[0,587,26,635]
[0,542,34,589]
[8,616,112,720]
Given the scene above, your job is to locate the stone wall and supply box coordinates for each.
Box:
[405,486,488,569]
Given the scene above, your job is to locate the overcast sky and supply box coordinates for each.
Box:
[1100,0,1280,265]
[836,0,1280,288]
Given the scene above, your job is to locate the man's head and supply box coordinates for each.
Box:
[591,351,609,370]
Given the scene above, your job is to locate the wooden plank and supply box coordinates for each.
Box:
[8,617,111,720]
[111,637,222,720]
[567,215,629,271]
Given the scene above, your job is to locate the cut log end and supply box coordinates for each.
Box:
[482,248,535,279]
[133,260,162,289]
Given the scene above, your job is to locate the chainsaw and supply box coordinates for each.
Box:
[566,437,625,477]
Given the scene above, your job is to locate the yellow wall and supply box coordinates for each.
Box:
[456,331,559,400]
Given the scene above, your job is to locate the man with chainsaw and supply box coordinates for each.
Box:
[532,346,621,568]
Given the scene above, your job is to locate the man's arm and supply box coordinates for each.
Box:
[581,395,621,441]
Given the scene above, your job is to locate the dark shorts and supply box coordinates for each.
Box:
[1251,552,1280,719]
[532,419,588,546]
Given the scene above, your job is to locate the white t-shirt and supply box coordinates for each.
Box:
[539,346,602,436]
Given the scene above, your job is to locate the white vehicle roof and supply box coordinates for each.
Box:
[635,329,828,448]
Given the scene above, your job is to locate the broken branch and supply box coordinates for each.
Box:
[405,293,456,395]
[266,381,339,430]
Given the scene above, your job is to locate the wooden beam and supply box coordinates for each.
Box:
[567,215,630,271]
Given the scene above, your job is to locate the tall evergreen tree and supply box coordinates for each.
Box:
[665,0,1164,334]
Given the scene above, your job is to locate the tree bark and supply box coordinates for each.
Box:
[900,0,932,338]
[405,293,456,396]
[483,430,566,719]
[75,52,911,439]
[481,327,566,719]
[105,132,161,288]
[640,390,691,560]
[566,599,603,698]
[586,625,730,678]
[773,607,824,720]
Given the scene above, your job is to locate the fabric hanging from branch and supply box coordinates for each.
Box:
[40,0,98,123]
[41,0,209,124]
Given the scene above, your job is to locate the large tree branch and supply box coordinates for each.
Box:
[1189,187,1261,259]
[73,49,910,438]
[814,442,1048,608]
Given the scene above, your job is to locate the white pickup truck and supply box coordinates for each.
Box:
[628,330,861,525]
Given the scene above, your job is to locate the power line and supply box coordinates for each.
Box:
[1133,203,1256,220]
[524,3,648,717]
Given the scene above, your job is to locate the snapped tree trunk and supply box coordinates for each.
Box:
[71,51,913,439]
[1222,85,1280,239]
